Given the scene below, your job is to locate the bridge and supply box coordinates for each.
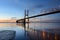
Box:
[16,8,60,23]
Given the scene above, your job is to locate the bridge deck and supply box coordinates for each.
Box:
[17,10,60,21]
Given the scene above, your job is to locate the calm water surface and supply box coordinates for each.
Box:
[0,23,60,40]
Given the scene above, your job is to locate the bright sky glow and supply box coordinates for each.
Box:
[0,0,60,21]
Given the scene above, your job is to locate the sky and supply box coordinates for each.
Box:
[0,0,60,21]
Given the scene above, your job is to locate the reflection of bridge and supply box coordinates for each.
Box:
[16,8,60,23]
[16,22,60,40]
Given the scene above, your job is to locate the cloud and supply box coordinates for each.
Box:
[29,4,44,10]
[34,4,44,8]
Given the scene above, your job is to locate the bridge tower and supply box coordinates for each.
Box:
[24,9,29,19]
[24,9,29,27]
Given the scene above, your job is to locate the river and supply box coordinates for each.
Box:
[0,23,60,40]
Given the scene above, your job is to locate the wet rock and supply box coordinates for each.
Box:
[0,30,16,40]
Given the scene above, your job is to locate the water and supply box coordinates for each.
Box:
[0,23,60,40]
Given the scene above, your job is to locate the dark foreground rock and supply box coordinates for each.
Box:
[0,30,16,40]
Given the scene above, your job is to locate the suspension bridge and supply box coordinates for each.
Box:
[16,8,60,23]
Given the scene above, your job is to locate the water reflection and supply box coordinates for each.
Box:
[0,23,16,40]
[0,23,60,40]
[0,23,17,26]
[27,29,60,40]
[16,23,24,27]
[17,23,60,40]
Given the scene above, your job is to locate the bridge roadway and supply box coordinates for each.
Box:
[16,10,60,23]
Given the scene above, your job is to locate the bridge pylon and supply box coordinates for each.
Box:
[24,9,29,27]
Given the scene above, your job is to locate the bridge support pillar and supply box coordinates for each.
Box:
[24,9,29,27]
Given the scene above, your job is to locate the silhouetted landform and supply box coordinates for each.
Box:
[0,30,16,40]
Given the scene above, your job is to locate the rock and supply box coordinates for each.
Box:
[0,30,16,40]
